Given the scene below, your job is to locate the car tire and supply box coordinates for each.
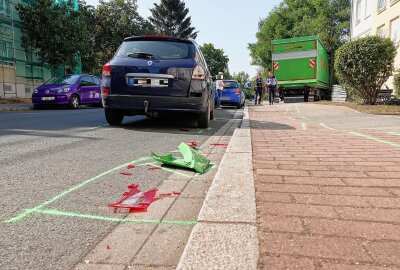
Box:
[210,107,214,120]
[236,102,241,109]
[105,108,124,126]
[198,101,210,128]
[70,94,80,109]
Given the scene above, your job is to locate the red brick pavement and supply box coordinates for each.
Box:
[250,104,400,270]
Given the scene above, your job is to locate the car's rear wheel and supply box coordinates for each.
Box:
[105,108,124,126]
[70,94,80,109]
[198,101,210,128]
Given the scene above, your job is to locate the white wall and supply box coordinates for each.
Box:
[351,0,373,39]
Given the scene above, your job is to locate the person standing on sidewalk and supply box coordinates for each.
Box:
[254,73,265,105]
[216,72,225,108]
[267,72,278,105]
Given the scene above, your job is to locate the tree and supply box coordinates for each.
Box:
[149,0,198,39]
[200,43,229,77]
[231,71,250,89]
[335,36,396,105]
[93,0,154,71]
[248,0,350,86]
[17,0,87,73]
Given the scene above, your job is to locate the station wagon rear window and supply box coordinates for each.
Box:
[116,41,195,60]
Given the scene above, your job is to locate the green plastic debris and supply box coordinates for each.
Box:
[151,143,210,174]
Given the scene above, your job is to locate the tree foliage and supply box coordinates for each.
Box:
[248,0,350,85]
[231,71,250,89]
[149,0,198,39]
[200,43,229,77]
[16,0,87,72]
[93,0,154,72]
[334,36,396,105]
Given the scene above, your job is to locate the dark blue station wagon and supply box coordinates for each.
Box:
[101,36,214,128]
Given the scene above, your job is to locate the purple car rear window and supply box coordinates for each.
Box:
[116,41,195,60]
[44,75,80,85]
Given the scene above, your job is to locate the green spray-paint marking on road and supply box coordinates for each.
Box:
[3,157,153,224]
[33,209,197,226]
[387,131,400,136]
[320,123,336,131]
[350,131,400,148]
[197,127,213,134]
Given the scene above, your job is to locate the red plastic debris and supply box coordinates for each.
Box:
[119,172,133,176]
[187,141,198,149]
[127,165,136,170]
[147,165,161,171]
[106,245,111,250]
[158,191,181,197]
[109,184,158,213]
[210,143,228,147]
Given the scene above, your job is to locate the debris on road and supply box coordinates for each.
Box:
[108,184,181,213]
[109,184,158,213]
[210,143,228,147]
[187,141,198,149]
[127,165,136,169]
[151,142,210,174]
[119,172,133,176]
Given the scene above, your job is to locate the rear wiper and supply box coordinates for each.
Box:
[127,52,154,60]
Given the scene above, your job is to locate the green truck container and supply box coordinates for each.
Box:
[272,36,329,102]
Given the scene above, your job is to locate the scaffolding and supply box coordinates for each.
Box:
[0,0,81,98]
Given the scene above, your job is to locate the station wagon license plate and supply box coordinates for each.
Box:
[127,77,169,88]
[41,97,55,101]
[220,97,230,101]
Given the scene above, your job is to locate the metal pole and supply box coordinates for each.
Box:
[11,4,17,97]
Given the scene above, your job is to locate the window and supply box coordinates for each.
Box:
[365,0,371,17]
[79,76,95,86]
[390,17,400,44]
[0,0,11,16]
[377,24,387,37]
[377,0,387,11]
[0,41,13,58]
[92,77,101,86]
[116,40,195,60]
[356,0,362,23]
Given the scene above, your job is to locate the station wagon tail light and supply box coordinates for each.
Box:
[102,88,110,95]
[102,63,111,77]
[192,65,206,80]
[235,88,241,95]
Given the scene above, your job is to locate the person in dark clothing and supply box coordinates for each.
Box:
[267,72,278,105]
[254,73,264,105]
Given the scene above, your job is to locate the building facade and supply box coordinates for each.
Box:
[0,0,81,98]
[351,0,400,93]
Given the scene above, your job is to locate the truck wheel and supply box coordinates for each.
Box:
[105,108,124,126]
[198,102,210,128]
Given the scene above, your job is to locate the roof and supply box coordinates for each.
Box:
[124,35,193,44]
[272,36,318,45]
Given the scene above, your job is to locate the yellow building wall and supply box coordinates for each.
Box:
[372,0,400,93]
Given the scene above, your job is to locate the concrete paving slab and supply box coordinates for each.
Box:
[75,263,126,270]
[177,223,259,270]
[84,223,156,265]
[132,224,194,266]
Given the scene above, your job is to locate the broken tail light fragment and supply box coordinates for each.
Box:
[108,184,158,213]
[119,172,133,176]
[187,141,198,149]
[108,184,181,213]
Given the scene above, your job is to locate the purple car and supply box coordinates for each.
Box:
[32,74,102,109]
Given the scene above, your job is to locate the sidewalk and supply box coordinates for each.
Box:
[0,102,32,112]
[251,103,400,269]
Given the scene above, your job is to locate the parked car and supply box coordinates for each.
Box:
[101,35,214,128]
[219,80,245,109]
[32,74,102,109]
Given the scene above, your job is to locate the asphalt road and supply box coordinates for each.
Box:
[0,107,239,270]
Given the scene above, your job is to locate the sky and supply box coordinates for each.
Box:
[85,0,282,76]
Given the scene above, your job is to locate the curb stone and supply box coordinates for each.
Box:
[177,105,259,270]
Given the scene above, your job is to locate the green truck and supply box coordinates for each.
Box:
[272,36,329,102]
